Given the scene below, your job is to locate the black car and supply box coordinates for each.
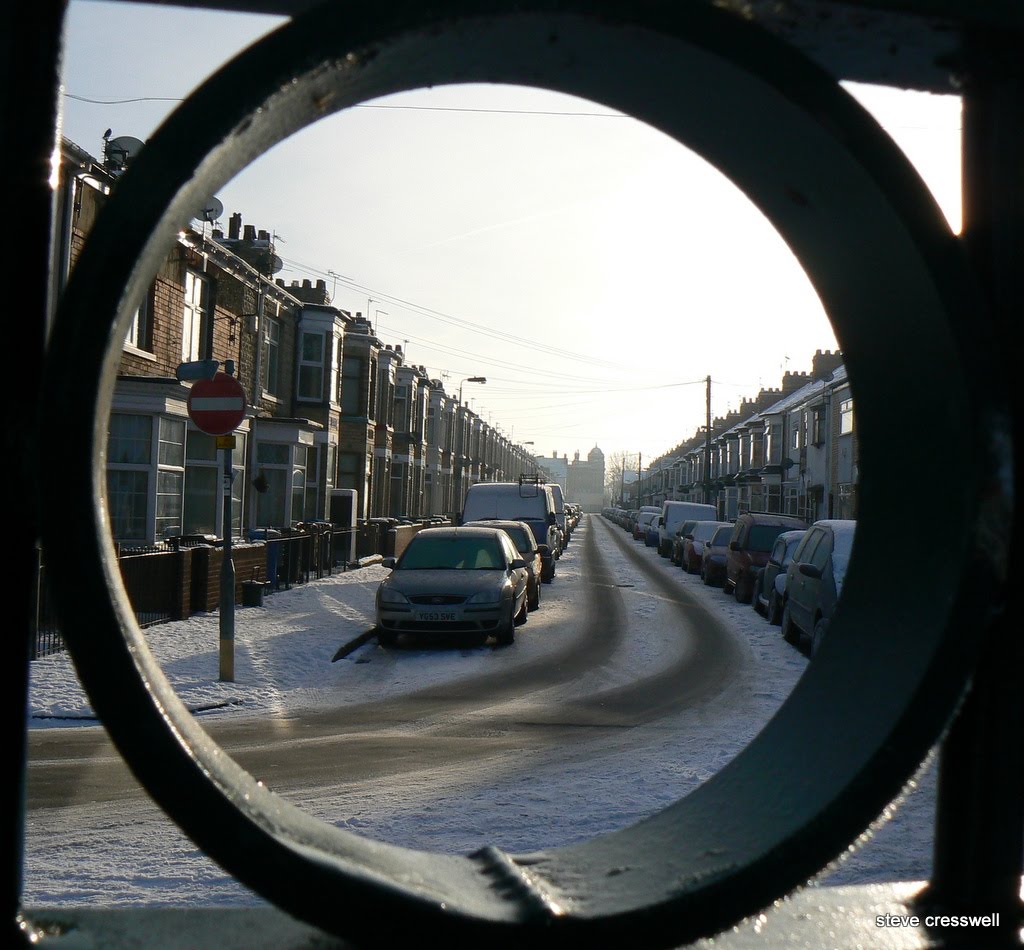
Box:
[701,524,734,587]
[670,520,698,565]
[780,520,857,655]
[752,529,806,624]
[463,518,549,608]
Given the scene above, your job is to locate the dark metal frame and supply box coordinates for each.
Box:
[11,1,1022,947]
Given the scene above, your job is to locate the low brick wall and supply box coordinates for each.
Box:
[188,543,267,615]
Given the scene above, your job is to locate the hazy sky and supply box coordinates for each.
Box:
[60,1,961,464]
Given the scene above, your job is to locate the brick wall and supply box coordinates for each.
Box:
[187,543,268,614]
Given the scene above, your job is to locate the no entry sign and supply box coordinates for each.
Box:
[187,372,247,435]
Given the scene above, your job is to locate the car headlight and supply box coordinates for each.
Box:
[378,588,409,605]
[466,589,502,605]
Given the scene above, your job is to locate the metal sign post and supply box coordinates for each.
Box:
[183,360,247,682]
[218,436,236,682]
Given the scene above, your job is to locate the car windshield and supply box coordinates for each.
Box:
[398,536,504,570]
[711,526,732,545]
[784,537,803,563]
[747,524,789,552]
[503,526,532,552]
[465,522,531,553]
[831,525,857,592]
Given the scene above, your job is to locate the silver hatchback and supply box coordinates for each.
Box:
[376,527,529,647]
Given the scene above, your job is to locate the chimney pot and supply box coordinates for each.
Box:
[243,225,256,241]
[302,279,312,289]
[228,212,242,240]
[258,229,270,242]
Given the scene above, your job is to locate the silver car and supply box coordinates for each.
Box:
[376,527,529,647]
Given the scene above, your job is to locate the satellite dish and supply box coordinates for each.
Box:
[105,135,145,169]
[269,254,283,275]
[194,196,224,223]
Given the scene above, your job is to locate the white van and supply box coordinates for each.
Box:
[461,481,561,576]
[658,501,719,557]
[547,482,569,550]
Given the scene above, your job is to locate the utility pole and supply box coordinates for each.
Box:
[704,375,712,505]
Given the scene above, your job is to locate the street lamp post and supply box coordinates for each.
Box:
[458,375,486,406]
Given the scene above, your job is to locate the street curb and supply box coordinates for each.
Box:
[331,628,378,662]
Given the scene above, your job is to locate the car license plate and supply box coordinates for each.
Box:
[413,610,458,622]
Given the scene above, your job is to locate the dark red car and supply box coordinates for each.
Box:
[724,512,808,603]
[701,524,734,587]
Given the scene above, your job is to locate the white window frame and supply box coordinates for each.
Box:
[263,313,281,397]
[181,270,208,362]
[840,397,855,435]
[297,330,325,402]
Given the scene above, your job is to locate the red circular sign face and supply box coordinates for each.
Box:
[187,372,247,435]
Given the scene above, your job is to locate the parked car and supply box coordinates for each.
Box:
[632,506,661,540]
[636,509,661,544]
[375,526,529,647]
[670,519,699,565]
[780,519,857,655]
[681,521,731,573]
[548,482,569,550]
[701,524,734,586]
[751,529,807,623]
[724,512,809,603]
[566,504,581,530]
[463,518,548,607]
[658,501,718,557]
[461,479,561,565]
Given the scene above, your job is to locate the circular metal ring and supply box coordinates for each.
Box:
[39,1,1007,946]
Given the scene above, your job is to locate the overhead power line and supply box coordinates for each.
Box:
[64,90,627,119]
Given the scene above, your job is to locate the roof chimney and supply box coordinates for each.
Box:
[228,212,242,240]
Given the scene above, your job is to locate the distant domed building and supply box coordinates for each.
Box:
[567,444,606,513]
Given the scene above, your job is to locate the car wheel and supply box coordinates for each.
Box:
[768,589,782,625]
[377,628,398,648]
[812,617,828,656]
[702,565,713,585]
[735,576,751,604]
[751,571,764,614]
[528,578,540,611]
[496,603,516,645]
[514,597,528,626]
[781,601,799,646]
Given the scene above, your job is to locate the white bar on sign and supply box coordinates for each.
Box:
[192,397,244,410]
